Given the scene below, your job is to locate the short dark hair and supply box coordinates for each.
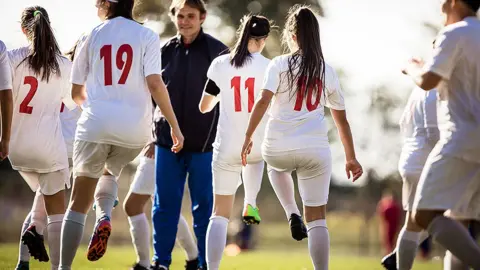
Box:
[101,0,135,20]
[462,0,480,12]
[170,0,207,16]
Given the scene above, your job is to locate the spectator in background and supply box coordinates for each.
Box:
[377,190,401,255]
[151,0,227,269]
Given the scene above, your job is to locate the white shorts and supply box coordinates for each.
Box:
[413,146,480,220]
[19,168,70,196]
[212,159,264,196]
[398,145,432,211]
[73,140,142,179]
[129,156,155,196]
[263,147,332,206]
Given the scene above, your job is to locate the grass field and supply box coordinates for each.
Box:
[0,244,440,270]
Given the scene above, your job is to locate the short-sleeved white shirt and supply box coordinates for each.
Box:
[0,40,11,91]
[262,54,345,152]
[423,17,480,163]
[71,17,161,148]
[206,53,270,163]
[8,47,76,172]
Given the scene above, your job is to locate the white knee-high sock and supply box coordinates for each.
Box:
[206,216,229,270]
[59,210,87,270]
[47,214,64,270]
[30,191,47,235]
[242,162,264,208]
[18,213,31,263]
[128,213,150,268]
[396,227,422,270]
[177,214,198,261]
[267,169,300,219]
[307,219,329,270]
[444,250,469,270]
[94,175,118,220]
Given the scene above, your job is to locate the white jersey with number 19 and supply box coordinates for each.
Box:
[8,47,76,173]
[207,53,270,164]
[71,17,161,148]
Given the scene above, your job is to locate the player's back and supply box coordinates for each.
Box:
[8,47,74,172]
[210,53,270,163]
[73,17,157,148]
[264,54,345,153]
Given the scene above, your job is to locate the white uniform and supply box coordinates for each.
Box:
[414,17,480,220]
[8,47,76,195]
[0,40,12,141]
[60,105,81,168]
[205,53,269,195]
[398,87,438,210]
[261,55,345,206]
[71,17,161,179]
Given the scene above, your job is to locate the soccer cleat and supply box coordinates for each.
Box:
[21,226,49,262]
[92,197,119,211]
[185,258,199,270]
[289,214,308,241]
[381,251,397,270]
[87,216,112,261]
[131,263,150,270]
[242,204,261,225]
[15,261,29,270]
[150,262,169,270]
[197,264,207,270]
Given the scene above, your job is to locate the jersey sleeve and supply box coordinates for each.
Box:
[61,60,77,110]
[70,34,90,85]
[424,28,461,80]
[262,57,281,94]
[143,31,162,77]
[325,68,345,110]
[0,41,12,90]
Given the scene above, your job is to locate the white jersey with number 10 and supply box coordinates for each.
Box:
[71,17,161,148]
[207,53,270,164]
[8,47,76,173]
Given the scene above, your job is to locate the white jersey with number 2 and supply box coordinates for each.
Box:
[71,17,161,148]
[8,47,76,173]
[207,53,270,164]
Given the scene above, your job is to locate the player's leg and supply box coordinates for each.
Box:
[412,154,480,269]
[186,151,214,269]
[297,148,331,270]
[443,220,469,270]
[176,214,199,268]
[205,161,241,270]
[151,146,187,270]
[59,141,109,269]
[124,156,155,269]
[241,161,264,225]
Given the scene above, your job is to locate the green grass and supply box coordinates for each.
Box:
[0,244,440,270]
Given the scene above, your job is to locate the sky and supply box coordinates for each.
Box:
[0,0,445,185]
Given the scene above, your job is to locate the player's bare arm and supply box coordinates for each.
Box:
[402,58,442,91]
[71,83,87,105]
[199,92,219,113]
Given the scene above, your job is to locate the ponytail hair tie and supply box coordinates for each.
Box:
[33,10,42,17]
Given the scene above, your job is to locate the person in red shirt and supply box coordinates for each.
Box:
[378,190,402,254]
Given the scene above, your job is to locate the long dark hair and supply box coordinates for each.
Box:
[20,6,61,82]
[282,5,325,100]
[230,15,271,68]
[101,0,135,20]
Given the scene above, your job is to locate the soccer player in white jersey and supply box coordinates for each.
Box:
[198,15,271,270]
[380,87,439,270]
[8,6,76,269]
[241,6,363,270]
[0,40,13,161]
[402,0,480,268]
[59,0,183,268]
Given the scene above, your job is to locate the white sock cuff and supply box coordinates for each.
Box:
[210,215,229,224]
[402,230,422,242]
[47,214,64,224]
[99,174,117,182]
[307,219,327,231]
[64,210,87,225]
[128,213,147,224]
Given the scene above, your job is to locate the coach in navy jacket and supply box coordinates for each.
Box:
[151,0,227,269]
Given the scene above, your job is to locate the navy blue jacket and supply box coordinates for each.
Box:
[154,29,228,152]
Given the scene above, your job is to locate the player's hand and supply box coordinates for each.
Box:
[142,142,156,159]
[171,127,184,153]
[241,136,253,166]
[0,140,9,160]
[345,159,363,182]
[402,58,425,75]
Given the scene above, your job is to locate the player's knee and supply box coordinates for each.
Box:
[123,194,145,217]
[412,210,437,229]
